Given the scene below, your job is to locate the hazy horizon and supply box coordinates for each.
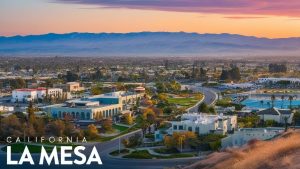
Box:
[2,0,300,38]
[3,31,300,39]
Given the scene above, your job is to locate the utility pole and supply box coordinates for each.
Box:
[118,137,121,154]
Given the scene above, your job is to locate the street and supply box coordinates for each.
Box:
[0,129,200,169]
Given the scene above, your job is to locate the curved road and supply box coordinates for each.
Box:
[187,86,218,113]
[201,87,218,105]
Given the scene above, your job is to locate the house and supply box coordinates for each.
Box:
[221,127,284,148]
[257,107,294,124]
[170,113,237,135]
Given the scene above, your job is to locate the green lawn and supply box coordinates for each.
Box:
[109,149,130,156]
[94,125,140,142]
[123,150,196,159]
[113,124,129,132]
[153,147,179,154]
[167,97,200,107]
[123,150,153,159]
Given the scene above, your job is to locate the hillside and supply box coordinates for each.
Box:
[1,32,300,57]
[184,130,300,169]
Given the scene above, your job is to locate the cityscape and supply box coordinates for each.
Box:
[1,0,300,169]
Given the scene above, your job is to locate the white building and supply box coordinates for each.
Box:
[0,106,14,112]
[221,127,284,148]
[257,107,294,124]
[221,82,255,89]
[47,88,63,97]
[257,78,300,84]
[11,88,63,103]
[170,113,237,135]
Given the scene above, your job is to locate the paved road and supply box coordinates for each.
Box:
[187,87,218,113]
[0,129,199,169]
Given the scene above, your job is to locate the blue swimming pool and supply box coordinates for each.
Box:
[241,99,300,109]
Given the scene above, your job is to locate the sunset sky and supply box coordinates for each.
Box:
[2,0,300,38]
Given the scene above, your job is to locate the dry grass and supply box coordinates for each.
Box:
[184,130,300,169]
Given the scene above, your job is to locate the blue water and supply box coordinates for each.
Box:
[241,99,300,109]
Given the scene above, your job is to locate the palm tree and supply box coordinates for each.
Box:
[267,102,271,108]
[281,95,285,108]
[288,95,294,109]
[271,95,276,108]
[284,116,288,132]
[260,100,264,108]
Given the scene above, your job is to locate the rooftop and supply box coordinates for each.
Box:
[257,107,292,115]
[177,113,233,125]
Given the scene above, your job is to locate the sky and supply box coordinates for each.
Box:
[1,0,300,38]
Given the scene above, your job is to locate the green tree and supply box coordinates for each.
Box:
[293,111,300,126]
[102,119,113,132]
[91,86,102,95]
[27,101,36,124]
[288,96,294,109]
[271,95,276,108]
[265,120,277,127]
[123,113,133,125]
[198,102,209,113]
[0,115,23,139]
[163,107,173,115]
[208,106,216,114]
[136,115,150,137]
[46,120,65,137]
[122,134,142,148]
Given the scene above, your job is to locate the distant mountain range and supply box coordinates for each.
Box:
[1,32,300,57]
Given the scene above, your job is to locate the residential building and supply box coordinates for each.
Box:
[257,78,300,84]
[221,127,284,148]
[53,82,84,92]
[170,113,237,135]
[11,88,63,103]
[67,82,84,92]
[0,106,14,112]
[257,107,294,124]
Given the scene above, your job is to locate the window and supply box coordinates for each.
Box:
[179,125,183,130]
[188,127,192,131]
[86,113,90,119]
[81,112,85,119]
[173,125,177,130]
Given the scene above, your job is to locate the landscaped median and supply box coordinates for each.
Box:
[109,148,197,159]
[166,93,204,109]
[94,124,140,142]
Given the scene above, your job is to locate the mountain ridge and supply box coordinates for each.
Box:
[1,32,300,57]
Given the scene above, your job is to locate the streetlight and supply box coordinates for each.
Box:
[118,137,121,154]
[179,135,185,153]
